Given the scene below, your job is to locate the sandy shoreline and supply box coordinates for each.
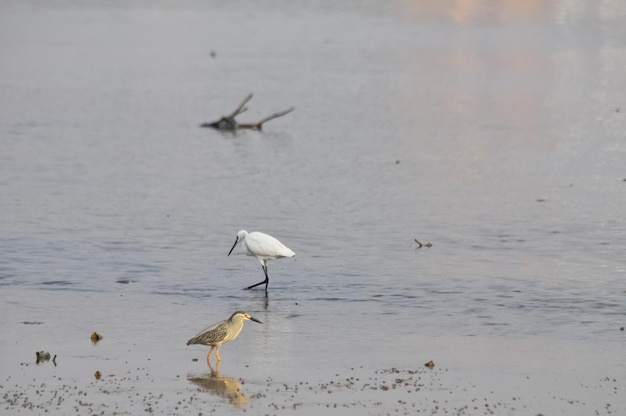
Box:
[3,346,623,415]
[2,288,623,415]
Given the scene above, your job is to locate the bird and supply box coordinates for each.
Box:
[228,230,295,291]
[187,311,262,363]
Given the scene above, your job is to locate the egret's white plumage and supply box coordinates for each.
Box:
[228,230,295,291]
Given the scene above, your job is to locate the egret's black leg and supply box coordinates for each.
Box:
[244,264,269,290]
[263,264,269,291]
[244,279,265,290]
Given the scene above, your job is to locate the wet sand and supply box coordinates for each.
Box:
[2,288,624,415]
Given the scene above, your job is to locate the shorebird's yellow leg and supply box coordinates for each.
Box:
[216,344,222,361]
[206,346,215,365]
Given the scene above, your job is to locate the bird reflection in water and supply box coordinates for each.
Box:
[188,362,249,408]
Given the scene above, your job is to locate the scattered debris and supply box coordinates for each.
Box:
[200,93,294,131]
[36,351,51,364]
[620,326,624,331]
[94,370,102,380]
[91,332,103,344]
[414,239,432,248]
[116,279,130,284]
[424,360,435,369]
[21,321,44,325]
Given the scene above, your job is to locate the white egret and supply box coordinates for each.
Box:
[228,230,295,291]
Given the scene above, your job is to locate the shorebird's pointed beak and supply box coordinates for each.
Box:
[228,236,239,256]
[250,316,262,324]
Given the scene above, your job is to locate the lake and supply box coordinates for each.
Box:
[1,1,625,414]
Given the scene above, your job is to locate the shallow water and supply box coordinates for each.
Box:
[1,1,625,414]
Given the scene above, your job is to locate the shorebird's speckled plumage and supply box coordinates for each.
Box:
[187,311,262,362]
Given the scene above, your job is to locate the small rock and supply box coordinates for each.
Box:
[620,326,624,331]
[91,332,103,343]
[425,360,435,368]
[94,370,102,380]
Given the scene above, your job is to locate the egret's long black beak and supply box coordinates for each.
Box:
[250,316,262,324]
[228,237,239,256]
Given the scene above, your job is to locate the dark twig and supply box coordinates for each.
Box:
[228,93,253,118]
[415,239,432,248]
[238,107,295,131]
[201,94,294,131]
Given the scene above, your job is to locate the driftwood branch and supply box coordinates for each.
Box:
[200,94,294,131]
[238,107,295,130]
[228,93,253,118]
